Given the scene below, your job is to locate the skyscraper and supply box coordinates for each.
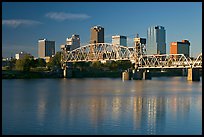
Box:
[90,25,104,44]
[66,34,80,50]
[112,35,127,46]
[38,39,55,58]
[147,25,166,55]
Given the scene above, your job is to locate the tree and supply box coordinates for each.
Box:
[91,61,103,70]
[116,60,132,70]
[37,58,46,67]
[9,58,17,70]
[73,62,91,71]
[47,52,62,71]
[15,55,33,71]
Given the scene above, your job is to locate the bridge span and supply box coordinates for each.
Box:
[61,43,202,81]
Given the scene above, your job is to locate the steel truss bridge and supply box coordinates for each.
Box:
[61,43,202,69]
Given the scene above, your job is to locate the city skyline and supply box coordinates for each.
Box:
[2,2,202,58]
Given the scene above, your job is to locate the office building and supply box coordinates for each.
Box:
[66,34,80,50]
[170,40,190,57]
[90,25,104,44]
[15,51,32,60]
[112,35,127,46]
[147,25,166,55]
[38,39,55,58]
[61,44,71,51]
[134,35,146,55]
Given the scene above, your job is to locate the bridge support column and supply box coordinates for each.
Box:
[63,68,67,77]
[122,71,130,80]
[63,62,73,78]
[187,68,200,81]
[132,69,143,80]
[143,70,152,80]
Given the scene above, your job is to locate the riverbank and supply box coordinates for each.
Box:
[2,70,63,79]
[2,69,202,79]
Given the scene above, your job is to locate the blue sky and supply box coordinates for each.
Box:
[2,2,202,58]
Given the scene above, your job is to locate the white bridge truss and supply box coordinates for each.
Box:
[61,43,202,69]
[137,53,202,69]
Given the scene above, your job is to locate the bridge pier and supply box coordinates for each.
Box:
[132,69,143,80]
[122,71,130,80]
[187,68,200,81]
[132,69,152,80]
[143,70,152,80]
[63,62,73,78]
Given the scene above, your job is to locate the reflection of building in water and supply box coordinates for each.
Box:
[36,88,48,126]
[88,97,107,128]
[194,96,202,112]
[132,96,166,135]
[133,96,143,130]
[60,95,75,123]
[167,96,191,120]
[111,97,122,121]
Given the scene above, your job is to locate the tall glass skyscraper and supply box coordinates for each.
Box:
[147,25,166,55]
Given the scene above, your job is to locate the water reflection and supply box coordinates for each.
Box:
[3,78,202,135]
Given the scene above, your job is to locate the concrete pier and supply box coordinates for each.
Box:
[122,71,130,80]
[63,62,73,78]
[143,70,152,80]
[187,68,200,81]
[132,69,143,80]
[63,68,67,77]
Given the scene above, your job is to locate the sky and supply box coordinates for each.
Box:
[2,2,202,58]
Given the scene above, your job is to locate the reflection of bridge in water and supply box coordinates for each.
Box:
[61,43,202,81]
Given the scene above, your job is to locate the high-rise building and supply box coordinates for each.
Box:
[66,34,80,50]
[147,25,166,55]
[90,25,104,44]
[112,35,127,46]
[170,40,190,57]
[134,35,146,55]
[38,39,55,58]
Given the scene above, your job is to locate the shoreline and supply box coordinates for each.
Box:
[2,69,202,79]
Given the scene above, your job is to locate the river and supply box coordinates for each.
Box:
[2,77,202,135]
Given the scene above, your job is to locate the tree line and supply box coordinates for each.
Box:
[4,51,134,72]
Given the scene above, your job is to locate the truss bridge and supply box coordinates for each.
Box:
[61,43,202,69]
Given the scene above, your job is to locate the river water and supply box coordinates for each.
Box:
[2,77,202,135]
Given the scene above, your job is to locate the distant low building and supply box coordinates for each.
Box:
[61,44,71,51]
[15,51,32,60]
[43,56,51,63]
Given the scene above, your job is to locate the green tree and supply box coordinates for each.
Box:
[9,58,17,70]
[15,55,32,71]
[91,61,102,70]
[116,60,132,70]
[47,52,62,71]
[37,58,46,67]
[73,62,91,71]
